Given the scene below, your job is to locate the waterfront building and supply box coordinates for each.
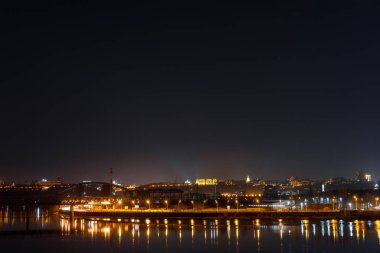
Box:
[34,178,63,190]
[195,178,218,185]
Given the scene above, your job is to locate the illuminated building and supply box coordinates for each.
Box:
[356,170,372,182]
[34,178,63,189]
[195,179,218,186]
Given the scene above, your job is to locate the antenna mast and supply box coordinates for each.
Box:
[109,168,113,196]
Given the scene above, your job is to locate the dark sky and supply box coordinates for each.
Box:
[1,1,380,184]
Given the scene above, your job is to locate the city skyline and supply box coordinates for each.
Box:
[1,169,377,185]
[2,2,380,253]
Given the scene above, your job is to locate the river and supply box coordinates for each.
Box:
[1,207,379,252]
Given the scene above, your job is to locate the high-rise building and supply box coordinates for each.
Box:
[355,170,371,182]
[365,174,372,182]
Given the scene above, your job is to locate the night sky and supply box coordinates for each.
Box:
[1,1,380,184]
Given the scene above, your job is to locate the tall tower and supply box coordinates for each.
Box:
[109,168,113,197]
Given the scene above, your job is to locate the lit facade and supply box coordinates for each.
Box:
[195,178,218,185]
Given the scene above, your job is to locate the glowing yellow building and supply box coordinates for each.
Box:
[195,178,218,185]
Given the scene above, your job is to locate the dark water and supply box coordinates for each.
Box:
[1,207,380,253]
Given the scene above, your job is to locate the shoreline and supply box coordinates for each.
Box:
[59,209,380,220]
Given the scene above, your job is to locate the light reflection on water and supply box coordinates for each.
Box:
[1,208,380,253]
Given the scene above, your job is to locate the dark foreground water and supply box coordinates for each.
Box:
[1,207,380,253]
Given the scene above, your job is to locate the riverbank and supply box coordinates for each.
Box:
[59,208,380,220]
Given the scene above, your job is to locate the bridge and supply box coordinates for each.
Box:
[0,181,130,206]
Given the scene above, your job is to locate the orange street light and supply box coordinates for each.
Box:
[353,196,358,210]
[146,200,150,210]
[178,200,182,209]
[304,199,308,211]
